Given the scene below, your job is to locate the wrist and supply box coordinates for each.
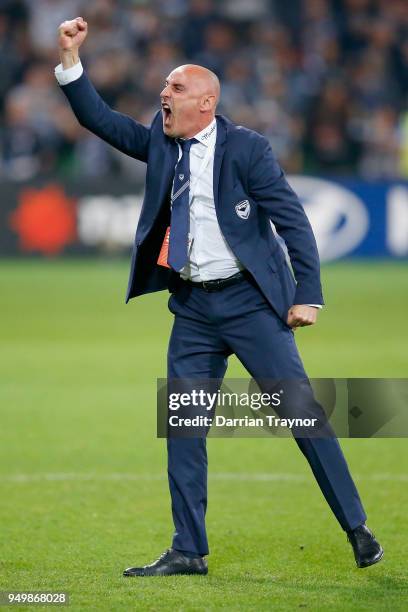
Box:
[59,48,80,69]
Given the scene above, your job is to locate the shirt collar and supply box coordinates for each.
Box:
[192,118,217,147]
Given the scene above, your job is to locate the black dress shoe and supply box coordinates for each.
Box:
[347,524,384,568]
[123,548,208,577]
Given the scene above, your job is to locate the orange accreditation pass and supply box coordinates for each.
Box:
[157,226,171,268]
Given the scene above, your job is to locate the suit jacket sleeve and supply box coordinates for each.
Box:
[59,71,150,162]
[248,136,324,306]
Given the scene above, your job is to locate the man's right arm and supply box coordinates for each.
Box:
[56,17,150,163]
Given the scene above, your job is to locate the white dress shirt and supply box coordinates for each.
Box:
[177,119,243,281]
[55,61,321,306]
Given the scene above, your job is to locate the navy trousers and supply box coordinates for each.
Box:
[167,276,366,556]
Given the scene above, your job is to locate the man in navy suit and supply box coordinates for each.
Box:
[56,17,383,576]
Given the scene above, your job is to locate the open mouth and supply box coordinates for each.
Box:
[161,102,172,126]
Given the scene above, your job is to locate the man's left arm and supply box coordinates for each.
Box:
[247,136,324,327]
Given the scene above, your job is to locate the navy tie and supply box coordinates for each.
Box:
[168,138,196,272]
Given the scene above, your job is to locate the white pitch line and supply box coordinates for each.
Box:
[0,472,407,484]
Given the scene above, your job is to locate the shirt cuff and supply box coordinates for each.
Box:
[54,60,83,85]
[306,304,323,309]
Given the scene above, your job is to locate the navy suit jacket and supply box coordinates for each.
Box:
[61,72,324,321]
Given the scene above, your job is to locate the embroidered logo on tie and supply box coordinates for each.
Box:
[235,199,250,219]
[178,174,184,181]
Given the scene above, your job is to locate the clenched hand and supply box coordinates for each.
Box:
[58,17,88,69]
[287,305,318,329]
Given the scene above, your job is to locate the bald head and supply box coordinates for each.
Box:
[160,64,221,139]
[176,64,220,105]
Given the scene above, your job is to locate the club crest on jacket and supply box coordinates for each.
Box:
[235,199,250,219]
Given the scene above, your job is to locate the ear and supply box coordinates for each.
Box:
[200,95,216,112]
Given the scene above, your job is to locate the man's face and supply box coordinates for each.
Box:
[160,68,203,138]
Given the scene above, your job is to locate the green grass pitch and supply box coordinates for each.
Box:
[0,260,407,611]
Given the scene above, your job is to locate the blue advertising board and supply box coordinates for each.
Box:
[290,177,408,261]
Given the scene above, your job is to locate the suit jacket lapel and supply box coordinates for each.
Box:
[213,116,228,213]
[157,138,178,210]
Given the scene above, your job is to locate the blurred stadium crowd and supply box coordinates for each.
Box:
[0,0,407,181]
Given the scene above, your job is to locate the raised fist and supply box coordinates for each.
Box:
[58,17,88,51]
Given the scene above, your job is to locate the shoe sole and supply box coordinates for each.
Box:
[357,548,384,568]
[123,570,208,577]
